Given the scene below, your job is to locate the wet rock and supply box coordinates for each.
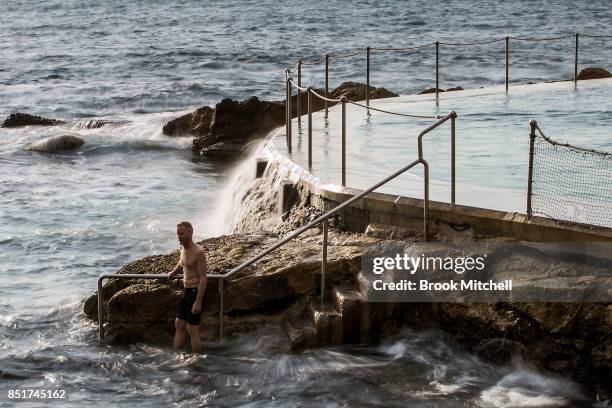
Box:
[191,97,285,157]
[419,87,444,95]
[25,135,84,152]
[75,119,130,129]
[1,112,64,128]
[162,106,214,137]
[364,223,418,240]
[164,82,398,160]
[83,232,378,343]
[577,67,611,80]
[419,86,463,94]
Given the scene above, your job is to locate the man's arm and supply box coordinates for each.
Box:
[192,250,208,313]
[168,257,182,279]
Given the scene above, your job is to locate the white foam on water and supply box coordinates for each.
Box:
[478,369,585,407]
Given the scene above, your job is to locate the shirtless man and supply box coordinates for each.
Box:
[168,221,208,353]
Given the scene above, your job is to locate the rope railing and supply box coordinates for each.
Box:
[580,34,612,38]
[438,38,506,46]
[512,34,575,42]
[292,31,610,109]
[345,99,437,119]
[328,48,368,59]
[369,42,437,52]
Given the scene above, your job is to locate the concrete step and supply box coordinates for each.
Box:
[332,285,368,344]
[357,271,372,296]
[282,317,318,351]
[308,301,343,346]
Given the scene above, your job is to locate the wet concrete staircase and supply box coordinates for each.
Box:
[282,272,396,350]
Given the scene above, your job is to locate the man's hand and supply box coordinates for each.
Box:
[191,303,201,314]
[167,270,176,280]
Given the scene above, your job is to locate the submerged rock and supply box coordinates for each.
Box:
[25,134,84,152]
[162,82,398,160]
[577,66,611,80]
[2,112,64,128]
[419,86,464,94]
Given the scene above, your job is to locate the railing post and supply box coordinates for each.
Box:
[297,60,302,126]
[435,41,440,99]
[366,46,371,110]
[324,53,329,118]
[97,277,104,340]
[285,71,289,149]
[321,219,328,305]
[423,161,430,241]
[574,32,579,84]
[218,278,224,341]
[287,75,292,154]
[505,35,509,91]
[341,97,347,186]
[308,88,313,170]
[451,113,456,204]
[527,120,537,217]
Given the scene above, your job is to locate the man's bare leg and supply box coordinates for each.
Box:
[186,324,202,353]
[173,319,188,350]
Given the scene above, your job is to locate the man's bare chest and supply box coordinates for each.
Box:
[181,250,199,270]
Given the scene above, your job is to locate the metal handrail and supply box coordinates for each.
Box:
[96,113,456,342]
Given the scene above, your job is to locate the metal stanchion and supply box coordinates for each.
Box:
[527,120,537,216]
[218,279,224,341]
[320,219,328,304]
[308,88,313,170]
[287,76,292,154]
[285,72,289,149]
[505,35,509,91]
[451,114,456,204]
[341,97,346,186]
[297,60,302,125]
[366,46,371,110]
[574,32,579,84]
[435,41,440,99]
[324,54,329,117]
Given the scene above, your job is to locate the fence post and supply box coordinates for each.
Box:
[308,88,313,170]
[527,120,537,217]
[341,97,347,186]
[423,161,430,241]
[451,113,456,204]
[297,60,302,126]
[505,35,509,91]
[285,70,290,150]
[321,219,328,305]
[435,41,440,99]
[287,75,292,154]
[366,46,371,110]
[574,32,579,84]
[324,53,329,117]
[218,279,224,341]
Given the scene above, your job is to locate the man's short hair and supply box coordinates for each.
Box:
[176,221,193,232]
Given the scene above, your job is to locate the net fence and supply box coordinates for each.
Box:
[529,125,612,228]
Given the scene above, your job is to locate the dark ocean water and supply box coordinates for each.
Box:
[0,1,610,406]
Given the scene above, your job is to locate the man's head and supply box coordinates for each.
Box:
[176,221,193,246]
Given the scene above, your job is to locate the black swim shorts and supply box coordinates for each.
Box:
[177,287,202,325]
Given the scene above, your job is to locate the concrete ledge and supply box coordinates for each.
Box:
[300,178,612,242]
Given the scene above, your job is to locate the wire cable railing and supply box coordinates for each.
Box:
[292,31,608,107]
